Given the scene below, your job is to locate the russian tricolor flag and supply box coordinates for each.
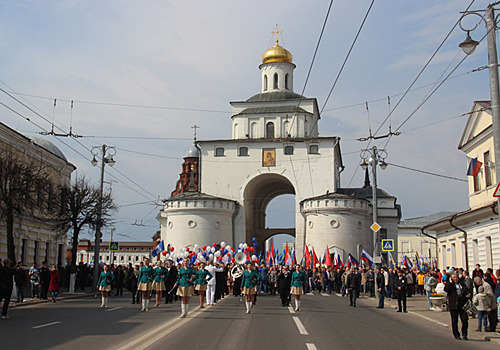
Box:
[361,249,375,267]
[333,248,343,268]
[346,254,359,269]
[467,158,482,177]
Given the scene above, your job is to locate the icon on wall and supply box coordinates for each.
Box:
[262,148,276,167]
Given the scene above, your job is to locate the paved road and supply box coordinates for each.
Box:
[0,292,498,350]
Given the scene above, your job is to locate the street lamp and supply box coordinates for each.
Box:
[359,146,388,261]
[90,145,116,290]
[458,2,500,272]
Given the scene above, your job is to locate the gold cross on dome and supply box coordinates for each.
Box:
[191,125,199,141]
[272,24,282,45]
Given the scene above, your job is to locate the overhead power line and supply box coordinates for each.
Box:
[387,162,467,183]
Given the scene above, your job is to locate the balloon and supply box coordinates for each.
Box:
[195,262,200,266]
[252,237,257,242]
[202,245,207,251]
[214,251,221,258]
[194,244,199,250]
[249,247,254,252]
[221,241,226,248]
[181,247,185,253]
[211,247,216,253]
[209,253,214,260]
[242,243,248,249]
[186,247,190,252]
[162,251,167,256]
[170,247,175,252]
[199,256,206,263]
[251,255,257,261]
[239,243,243,249]
[213,243,217,247]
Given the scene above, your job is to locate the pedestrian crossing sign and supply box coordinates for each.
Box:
[109,241,120,251]
[381,239,394,252]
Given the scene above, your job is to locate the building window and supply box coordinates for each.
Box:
[21,239,27,265]
[284,145,294,155]
[215,147,225,157]
[239,147,249,156]
[45,242,50,263]
[285,73,289,89]
[141,247,145,251]
[266,122,275,138]
[484,151,492,187]
[273,73,278,89]
[126,247,130,251]
[309,145,319,154]
[264,75,268,91]
[473,172,480,192]
[34,240,39,263]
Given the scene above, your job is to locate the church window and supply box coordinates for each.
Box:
[215,147,225,156]
[309,145,319,154]
[273,73,278,89]
[266,122,275,138]
[239,147,249,156]
[484,151,492,187]
[283,121,290,137]
[284,145,294,155]
[264,75,268,91]
[285,73,289,89]
[251,122,258,138]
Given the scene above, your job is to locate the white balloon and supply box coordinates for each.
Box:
[209,253,214,260]
[181,247,186,253]
[194,244,199,251]
[226,245,231,251]
[199,256,206,263]
[239,243,243,249]
[211,247,216,253]
[220,241,226,248]
[242,243,248,250]
[251,255,257,261]
[214,251,221,257]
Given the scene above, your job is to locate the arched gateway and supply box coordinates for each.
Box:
[159,35,400,261]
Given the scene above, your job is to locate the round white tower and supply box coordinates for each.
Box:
[259,39,296,93]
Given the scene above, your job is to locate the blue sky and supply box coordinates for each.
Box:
[0,0,494,245]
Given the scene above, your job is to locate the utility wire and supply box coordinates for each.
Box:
[387,162,467,183]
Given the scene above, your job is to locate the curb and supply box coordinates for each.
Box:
[10,292,95,308]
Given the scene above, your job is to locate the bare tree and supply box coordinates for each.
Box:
[57,175,116,273]
[0,146,57,262]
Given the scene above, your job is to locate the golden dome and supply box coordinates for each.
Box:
[262,42,293,64]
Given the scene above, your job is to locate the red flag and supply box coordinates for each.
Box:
[312,247,319,266]
[324,246,333,267]
[305,246,311,267]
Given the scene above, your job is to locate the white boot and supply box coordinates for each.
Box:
[104,297,108,308]
[295,300,300,311]
[145,299,149,311]
[100,296,105,308]
[185,304,189,317]
[180,303,185,318]
[141,299,146,312]
[246,302,251,314]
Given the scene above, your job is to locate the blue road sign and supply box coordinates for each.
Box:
[381,239,394,252]
[109,241,120,251]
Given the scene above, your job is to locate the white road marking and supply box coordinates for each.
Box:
[306,343,318,350]
[106,307,122,312]
[288,306,296,314]
[407,310,448,327]
[32,321,62,329]
[293,316,309,335]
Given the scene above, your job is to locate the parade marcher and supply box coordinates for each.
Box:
[152,261,168,308]
[227,265,234,295]
[445,273,471,340]
[137,258,153,312]
[366,269,375,297]
[115,265,125,297]
[376,268,385,308]
[0,259,14,319]
[291,265,306,311]
[97,265,114,308]
[347,268,361,307]
[39,261,51,300]
[424,272,438,310]
[128,265,140,304]
[277,265,292,307]
[395,269,408,312]
[165,260,178,304]
[205,261,223,306]
[259,264,269,294]
[473,286,492,332]
[195,262,212,308]
[241,262,261,314]
[269,266,278,295]
[49,265,61,302]
[473,276,498,332]
[175,258,195,318]
[406,269,414,298]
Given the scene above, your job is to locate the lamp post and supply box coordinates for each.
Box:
[91,145,116,290]
[458,2,500,272]
[360,146,388,262]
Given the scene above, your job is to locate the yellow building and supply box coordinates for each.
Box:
[0,122,75,265]
[423,101,499,272]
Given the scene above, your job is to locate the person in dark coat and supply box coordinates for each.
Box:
[395,269,408,312]
[0,259,14,319]
[14,263,27,303]
[115,265,125,296]
[277,266,292,306]
[376,268,385,308]
[164,261,178,304]
[445,273,471,340]
[346,268,361,307]
[39,261,51,300]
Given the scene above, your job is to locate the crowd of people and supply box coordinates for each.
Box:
[1,255,500,342]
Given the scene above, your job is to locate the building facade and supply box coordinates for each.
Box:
[423,101,500,271]
[74,239,153,265]
[159,38,401,260]
[0,122,75,266]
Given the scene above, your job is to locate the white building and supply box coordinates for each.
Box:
[74,239,153,265]
[159,38,401,260]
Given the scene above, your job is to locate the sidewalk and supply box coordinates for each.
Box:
[10,289,96,308]
[358,292,500,344]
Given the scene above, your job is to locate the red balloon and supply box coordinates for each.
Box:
[212,243,217,247]
[195,262,200,266]
[249,247,254,252]
[186,247,190,252]
[170,247,175,252]
[231,258,235,263]
[202,245,207,251]
[162,251,167,256]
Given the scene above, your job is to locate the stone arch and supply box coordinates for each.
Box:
[243,173,295,252]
